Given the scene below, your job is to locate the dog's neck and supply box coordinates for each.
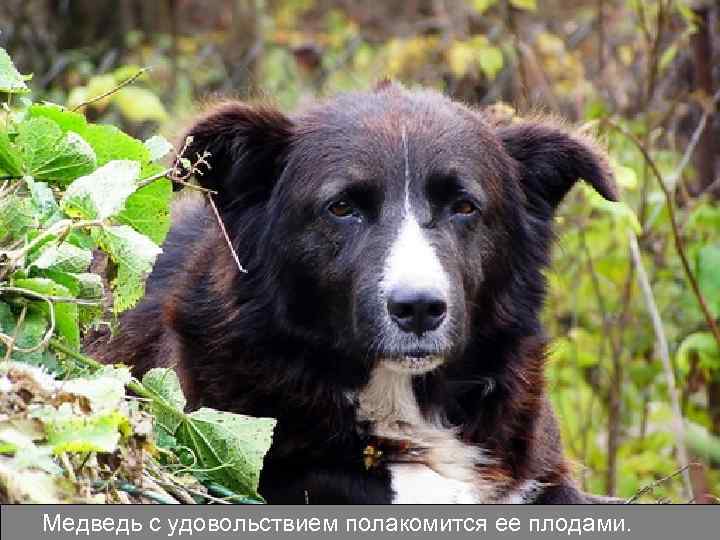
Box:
[356,363,487,482]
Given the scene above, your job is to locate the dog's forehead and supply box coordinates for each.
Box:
[296,94,488,176]
[284,88,509,207]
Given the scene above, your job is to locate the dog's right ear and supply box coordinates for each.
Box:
[178,101,293,208]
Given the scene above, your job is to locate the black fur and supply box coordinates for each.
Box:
[89,84,616,504]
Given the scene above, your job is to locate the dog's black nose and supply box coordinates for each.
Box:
[387,288,447,335]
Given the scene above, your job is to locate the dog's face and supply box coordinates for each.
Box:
[184,84,616,375]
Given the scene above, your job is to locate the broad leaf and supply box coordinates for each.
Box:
[12,277,79,350]
[0,193,35,242]
[176,408,275,498]
[142,368,186,444]
[0,132,22,176]
[93,225,161,313]
[16,118,96,183]
[26,178,61,226]
[45,411,129,454]
[0,47,31,94]
[61,160,140,220]
[144,135,173,162]
[117,179,172,244]
[29,242,92,274]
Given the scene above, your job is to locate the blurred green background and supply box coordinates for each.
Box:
[2,0,719,502]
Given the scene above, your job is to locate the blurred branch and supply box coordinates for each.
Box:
[625,464,693,504]
[70,67,150,112]
[628,233,693,499]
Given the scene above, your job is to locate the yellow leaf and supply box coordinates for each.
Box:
[84,74,117,110]
[509,0,536,10]
[112,88,168,124]
[447,41,475,77]
[471,0,497,14]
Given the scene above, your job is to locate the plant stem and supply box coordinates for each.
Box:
[628,232,693,498]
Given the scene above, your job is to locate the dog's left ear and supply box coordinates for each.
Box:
[498,121,618,214]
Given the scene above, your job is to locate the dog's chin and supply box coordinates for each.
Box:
[380,354,446,375]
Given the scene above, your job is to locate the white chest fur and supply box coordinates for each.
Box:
[356,364,496,504]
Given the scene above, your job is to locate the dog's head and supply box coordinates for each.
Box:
[183,84,616,375]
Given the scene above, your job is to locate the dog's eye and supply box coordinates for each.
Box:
[328,200,355,218]
[451,199,477,216]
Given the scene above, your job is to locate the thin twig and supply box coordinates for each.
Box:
[70,68,150,112]
[625,463,694,504]
[628,232,693,498]
[2,289,102,306]
[206,194,247,274]
[136,167,216,193]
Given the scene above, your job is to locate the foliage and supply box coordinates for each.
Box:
[0,48,275,504]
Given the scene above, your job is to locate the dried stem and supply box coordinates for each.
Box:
[625,464,694,504]
[206,194,247,274]
[628,232,693,498]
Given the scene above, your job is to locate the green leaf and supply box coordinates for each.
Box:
[141,368,187,442]
[40,271,103,300]
[25,178,61,226]
[93,225,161,313]
[696,245,720,318]
[140,368,275,497]
[27,103,87,133]
[61,160,140,220]
[79,123,150,169]
[38,132,96,183]
[0,132,22,176]
[30,109,160,179]
[176,408,275,498]
[478,45,504,79]
[687,201,720,233]
[116,179,172,244]
[45,411,129,454]
[29,242,92,274]
[686,421,720,465]
[0,47,31,94]
[12,277,79,350]
[677,332,720,374]
[16,118,97,183]
[0,193,35,242]
[0,308,53,369]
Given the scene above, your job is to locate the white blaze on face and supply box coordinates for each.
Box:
[381,126,450,301]
[381,215,450,298]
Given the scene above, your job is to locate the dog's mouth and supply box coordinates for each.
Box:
[380,350,446,374]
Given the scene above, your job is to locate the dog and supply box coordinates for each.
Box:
[92,82,617,503]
